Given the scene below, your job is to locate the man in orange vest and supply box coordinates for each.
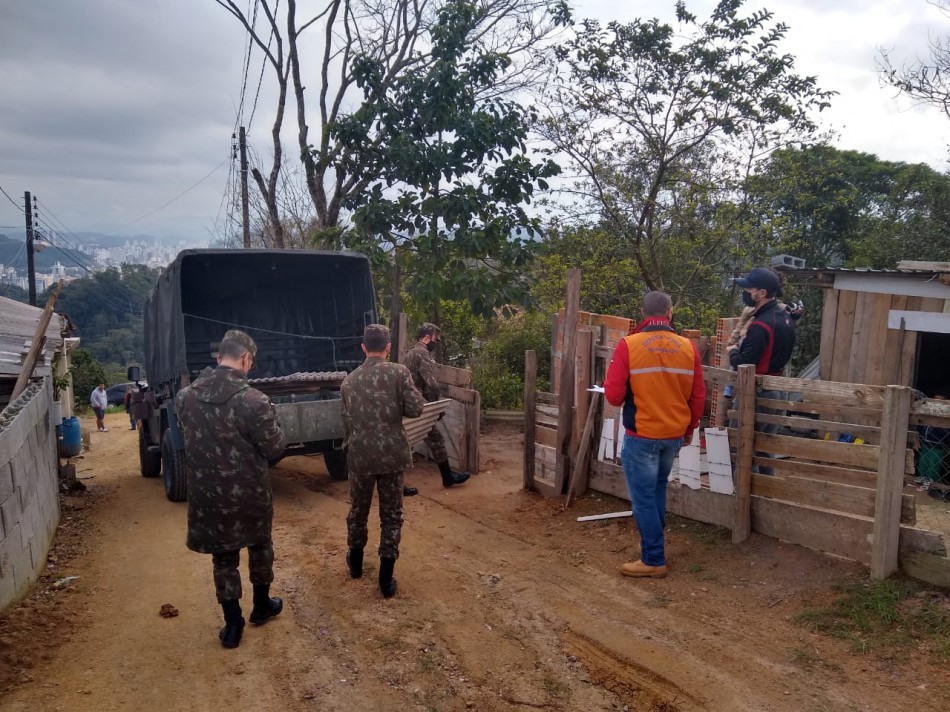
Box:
[604,291,705,578]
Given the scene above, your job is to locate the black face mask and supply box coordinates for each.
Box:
[426,340,439,352]
[741,290,757,307]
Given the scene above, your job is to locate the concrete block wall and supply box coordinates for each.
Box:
[0,379,60,610]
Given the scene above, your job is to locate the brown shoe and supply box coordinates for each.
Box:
[621,560,668,578]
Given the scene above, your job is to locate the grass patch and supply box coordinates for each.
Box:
[793,578,950,660]
[542,671,567,698]
[787,646,819,668]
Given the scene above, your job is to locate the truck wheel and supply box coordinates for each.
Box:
[325,448,348,481]
[162,430,188,502]
[140,428,162,477]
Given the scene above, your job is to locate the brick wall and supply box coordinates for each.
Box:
[0,379,60,610]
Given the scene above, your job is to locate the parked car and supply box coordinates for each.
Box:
[106,381,148,406]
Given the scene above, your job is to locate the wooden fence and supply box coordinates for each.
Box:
[523,311,950,586]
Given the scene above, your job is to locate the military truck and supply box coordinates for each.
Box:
[134,249,377,501]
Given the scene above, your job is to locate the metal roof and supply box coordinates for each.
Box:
[0,297,66,378]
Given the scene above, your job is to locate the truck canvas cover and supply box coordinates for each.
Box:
[145,249,377,386]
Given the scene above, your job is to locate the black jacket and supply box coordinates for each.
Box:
[729,300,796,375]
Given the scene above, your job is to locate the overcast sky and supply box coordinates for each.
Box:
[1,0,949,245]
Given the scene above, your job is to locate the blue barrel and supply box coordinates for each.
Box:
[58,416,82,458]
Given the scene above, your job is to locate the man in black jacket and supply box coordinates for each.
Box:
[727,268,797,474]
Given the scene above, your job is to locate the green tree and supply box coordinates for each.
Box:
[69,349,108,411]
[745,145,950,269]
[538,0,832,318]
[332,0,561,323]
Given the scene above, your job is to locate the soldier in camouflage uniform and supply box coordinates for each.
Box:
[341,324,424,598]
[175,329,287,648]
[404,322,470,490]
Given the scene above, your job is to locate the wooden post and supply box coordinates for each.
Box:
[566,391,601,507]
[871,385,913,579]
[467,389,481,475]
[523,350,537,491]
[732,364,756,544]
[572,327,593,457]
[12,281,62,401]
[396,312,408,364]
[555,268,581,494]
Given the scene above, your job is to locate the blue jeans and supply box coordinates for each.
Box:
[620,434,683,567]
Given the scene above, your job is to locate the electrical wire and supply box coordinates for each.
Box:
[0,183,25,213]
[247,0,277,132]
[119,156,230,229]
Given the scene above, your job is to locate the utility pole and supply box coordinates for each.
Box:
[239,126,250,248]
[24,191,36,306]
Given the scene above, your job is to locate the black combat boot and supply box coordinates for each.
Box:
[403,485,418,497]
[379,557,398,598]
[346,548,364,579]
[438,461,470,488]
[219,599,245,648]
[249,584,283,625]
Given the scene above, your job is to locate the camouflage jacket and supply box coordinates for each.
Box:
[175,366,286,554]
[405,342,441,402]
[341,357,424,476]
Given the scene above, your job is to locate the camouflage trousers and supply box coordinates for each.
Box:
[347,471,404,559]
[211,543,275,603]
[424,423,447,464]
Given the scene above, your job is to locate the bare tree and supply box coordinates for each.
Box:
[879,0,950,121]
[215,0,566,244]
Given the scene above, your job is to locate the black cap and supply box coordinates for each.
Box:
[735,268,781,295]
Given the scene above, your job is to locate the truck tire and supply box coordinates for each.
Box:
[140,428,162,477]
[162,430,188,502]
[325,448,348,481]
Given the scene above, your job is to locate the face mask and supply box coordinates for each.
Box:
[741,290,757,307]
[426,340,439,352]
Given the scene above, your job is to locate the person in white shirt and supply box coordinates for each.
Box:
[90,383,109,432]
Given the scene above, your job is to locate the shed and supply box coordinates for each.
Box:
[785,262,950,395]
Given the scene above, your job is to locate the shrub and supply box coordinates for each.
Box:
[472,310,551,409]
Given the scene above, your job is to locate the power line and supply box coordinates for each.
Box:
[247,0,277,132]
[119,156,230,229]
[0,183,24,213]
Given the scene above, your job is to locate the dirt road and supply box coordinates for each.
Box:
[1,413,948,711]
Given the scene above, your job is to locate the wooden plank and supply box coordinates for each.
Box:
[896,260,950,271]
[887,310,950,335]
[555,268,581,495]
[733,364,756,543]
[846,291,875,384]
[819,288,839,382]
[871,385,913,579]
[523,350,537,491]
[443,383,477,404]
[881,294,908,386]
[537,403,559,418]
[572,328,593,458]
[566,391,600,507]
[898,296,921,387]
[745,412,884,442]
[536,392,557,406]
[751,473,915,523]
[467,389,480,474]
[536,412,558,429]
[433,362,472,388]
[535,425,557,448]
[702,366,738,387]
[752,431,879,470]
[901,551,950,588]
[753,456,877,486]
[830,288,857,383]
[911,397,950,418]
[756,398,882,422]
[757,376,885,409]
